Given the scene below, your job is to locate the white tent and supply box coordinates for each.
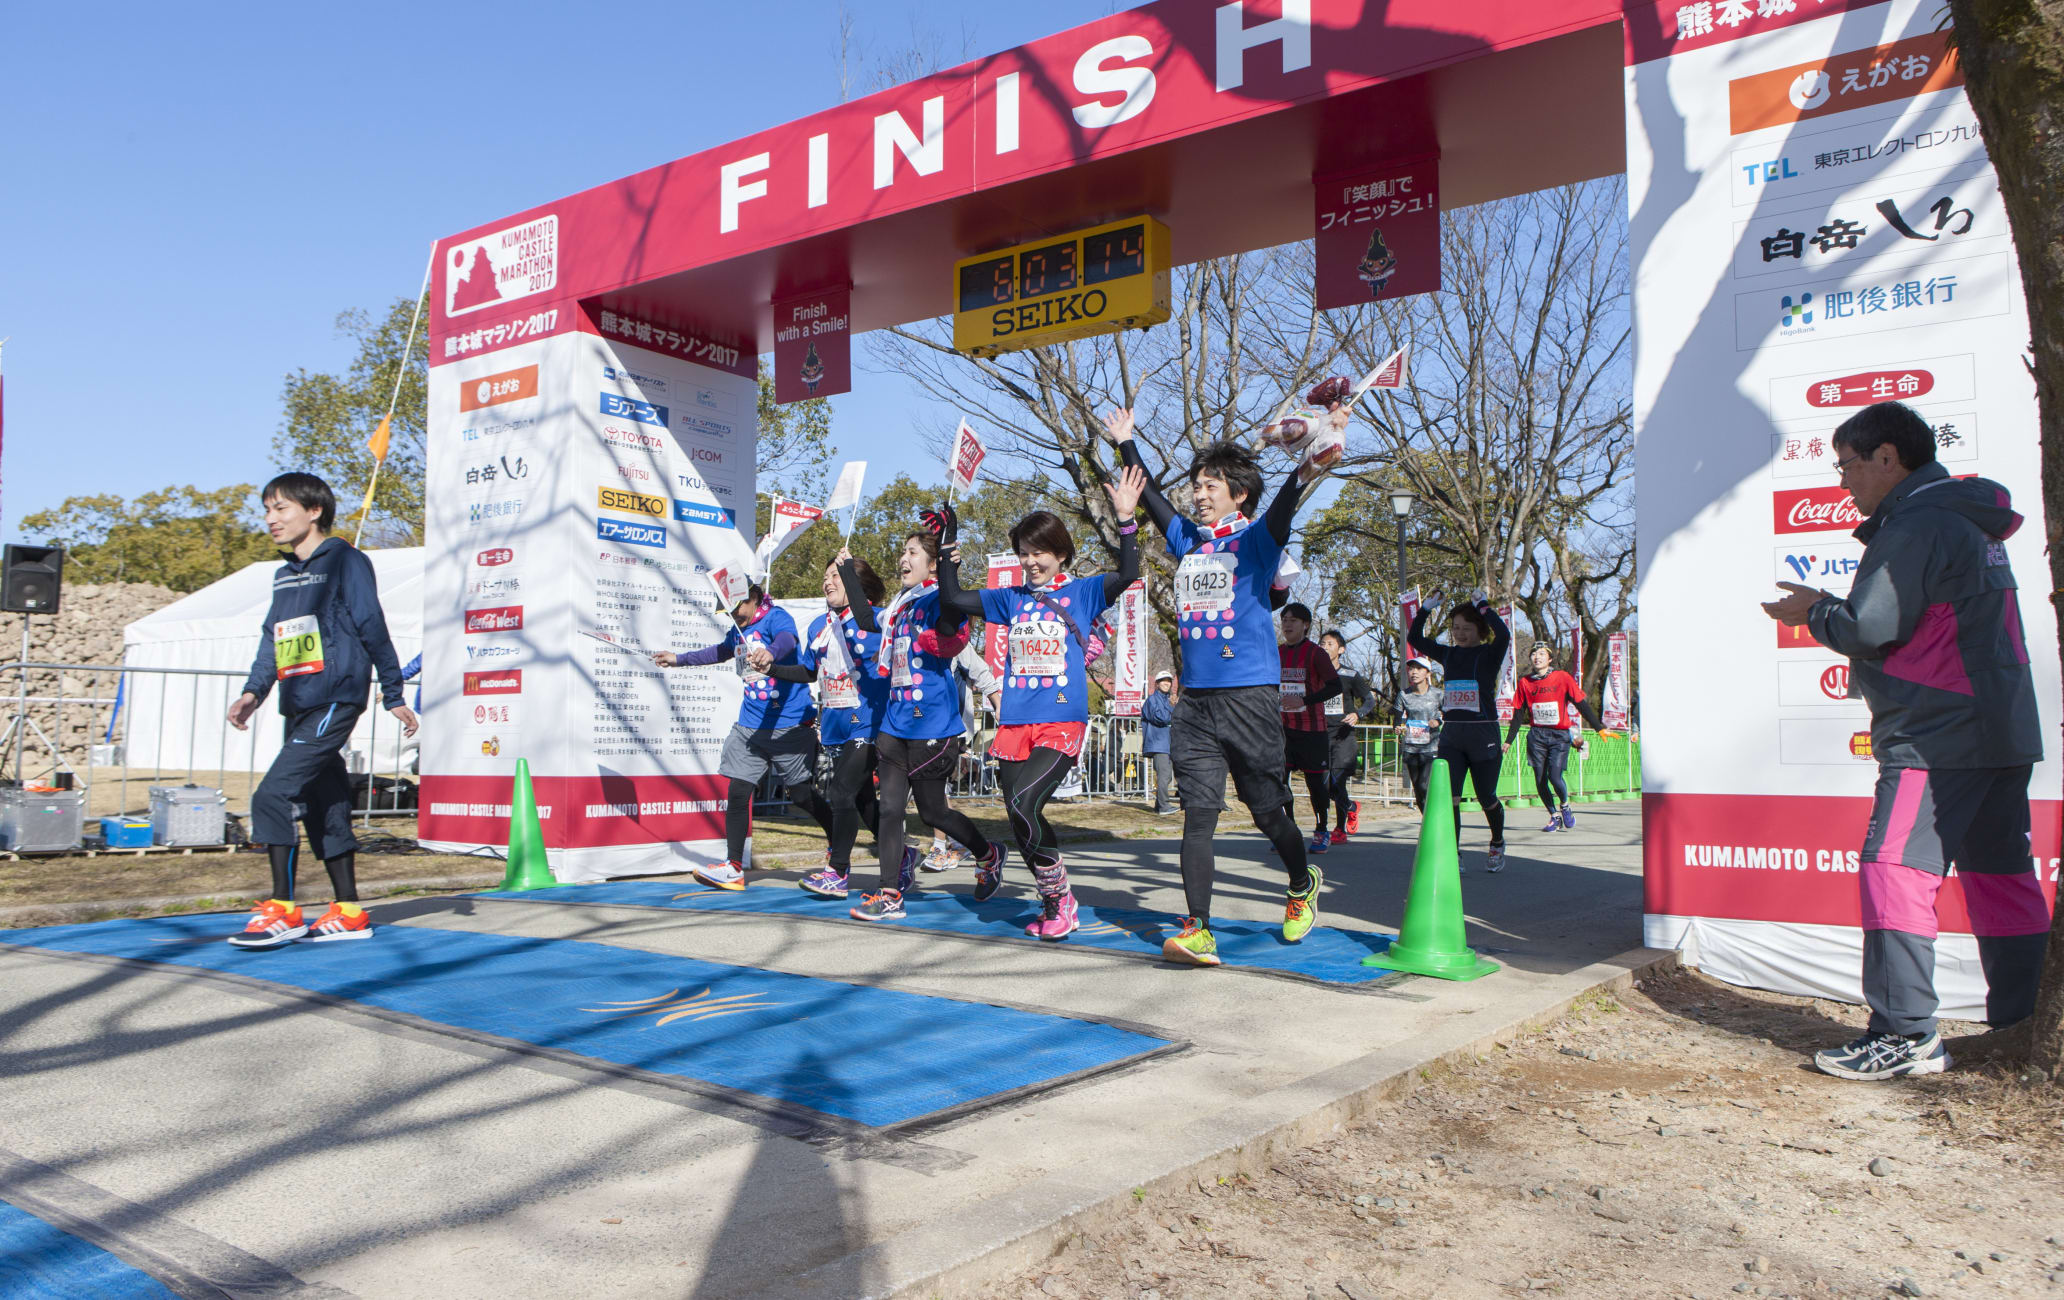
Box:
[119,548,424,778]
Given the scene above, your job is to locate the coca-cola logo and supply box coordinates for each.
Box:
[1773,486,1864,535]
[1819,664,1848,699]
[464,605,524,634]
[475,547,514,567]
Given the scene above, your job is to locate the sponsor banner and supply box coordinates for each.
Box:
[1313,156,1440,313]
[1642,792,2062,932]
[1772,485,1863,534]
[598,486,667,517]
[1629,0,2057,1003]
[419,773,730,850]
[465,605,524,634]
[600,392,668,427]
[773,288,852,404]
[674,499,737,528]
[1495,605,1515,722]
[985,553,1023,682]
[598,518,666,549]
[463,669,523,695]
[586,306,754,379]
[1602,631,1631,731]
[445,217,559,318]
[1111,580,1148,715]
[459,365,540,412]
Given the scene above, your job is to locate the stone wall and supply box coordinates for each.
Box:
[1,583,180,775]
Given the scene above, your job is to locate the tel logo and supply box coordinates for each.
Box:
[1819,664,1849,701]
[475,548,514,567]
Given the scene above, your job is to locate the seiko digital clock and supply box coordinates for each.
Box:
[951,216,1172,356]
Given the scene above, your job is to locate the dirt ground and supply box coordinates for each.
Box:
[0,795,1227,924]
[982,965,2064,1300]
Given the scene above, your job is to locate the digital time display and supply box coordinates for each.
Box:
[950,216,1171,357]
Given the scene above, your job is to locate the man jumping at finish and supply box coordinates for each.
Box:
[1408,593,1513,872]
[226,473,417,948]
[1504,642,1607,833]
[656,581,837,890]
[1277,602,1342,854]
[1102,403,1348,966]
[1319,630,1377,843]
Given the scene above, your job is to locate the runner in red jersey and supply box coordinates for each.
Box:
[1503,643,1607,832]
[1277,602,1342,853]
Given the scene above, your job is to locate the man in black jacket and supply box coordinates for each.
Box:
[224,474,417,948]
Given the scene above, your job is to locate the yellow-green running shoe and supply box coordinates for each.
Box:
[1283,865,1323,944]
[1161,917,1221,966]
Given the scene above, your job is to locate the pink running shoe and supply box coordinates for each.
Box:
[1024,891,1080,942]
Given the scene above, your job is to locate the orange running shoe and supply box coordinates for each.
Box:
[226,899,306,949]
[305,901,373,942]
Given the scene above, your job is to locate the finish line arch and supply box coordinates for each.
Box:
[415,0,2057,1021]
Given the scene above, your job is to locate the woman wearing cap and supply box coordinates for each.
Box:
[1395,656,1443,812]
[1142,671,1177,814]
[935,465,1146,940]
[1407,593,1513,870]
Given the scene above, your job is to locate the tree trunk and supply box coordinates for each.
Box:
[1944,0,2064,1073]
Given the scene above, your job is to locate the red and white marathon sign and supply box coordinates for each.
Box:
[1803,368,1935,408]
[1772,486,1863,535]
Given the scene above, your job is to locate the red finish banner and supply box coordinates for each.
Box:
[1313,157,1441,312]
[985,552,1022,682]
[773,289,851,404]
[1643,791,2063,934]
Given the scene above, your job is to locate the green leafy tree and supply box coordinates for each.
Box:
[22,485,279,592]
[754,367,837,502]
[277,296,429,547]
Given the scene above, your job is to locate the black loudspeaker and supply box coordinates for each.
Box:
[1,545,63,614]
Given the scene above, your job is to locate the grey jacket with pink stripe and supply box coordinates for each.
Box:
[1808,461,2043,770]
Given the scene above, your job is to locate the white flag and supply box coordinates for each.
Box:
[756,498,824,570]
[825,461,867,511]
[1351,345,1409,399]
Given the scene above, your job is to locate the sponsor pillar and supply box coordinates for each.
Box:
[1626,0,2059,1017]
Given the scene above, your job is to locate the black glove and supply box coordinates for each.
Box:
[921,500,959,544]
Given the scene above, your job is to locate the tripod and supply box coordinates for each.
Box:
[0,615,70,785]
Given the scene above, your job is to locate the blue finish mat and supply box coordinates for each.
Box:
[0,916,1170,1129]
[470,880,1401,985]
[0,1202,178,1300]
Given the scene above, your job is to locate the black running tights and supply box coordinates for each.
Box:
[823,740,881,870]
[725,776,836,864]
[1302,772,1329,833]
[998,747,1076,898]
[874,735,989,894]
[1403,753,1435,811]
[1442,749,1506,844]
[1178,801,1310,928]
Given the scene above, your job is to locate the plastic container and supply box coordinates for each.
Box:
[149,784,227,847]
[100,816,153,849]
[0,787,86,853]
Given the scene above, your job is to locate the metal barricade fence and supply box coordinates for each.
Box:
[0,659,421,836]
[1342,723,1644,807]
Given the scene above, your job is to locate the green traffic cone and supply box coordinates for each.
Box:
[1360,757,1498,980]
[500,758,561,891]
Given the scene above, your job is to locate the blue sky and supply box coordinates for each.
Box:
[0,1,1128,542]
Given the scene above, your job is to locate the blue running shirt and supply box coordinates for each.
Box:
[876,584,965,741]
[979,576,1112,724]
[723,604,813,730]
[801,607,887,745]
[1165,513,1286,690]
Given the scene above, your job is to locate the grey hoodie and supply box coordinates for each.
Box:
[1807,461,2042,770]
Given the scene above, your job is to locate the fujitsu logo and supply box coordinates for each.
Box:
[1773,486,1863,535]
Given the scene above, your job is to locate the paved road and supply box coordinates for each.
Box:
[0,801,1644,1299]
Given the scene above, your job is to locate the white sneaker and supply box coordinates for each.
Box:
[691,860,746,891]
[1485,843,1506,873]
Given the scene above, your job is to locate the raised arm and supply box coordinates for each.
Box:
[837,555,878,632]
[1406,603,1445,664]
[1097,464,1145,601]
[1104,409,1181,536]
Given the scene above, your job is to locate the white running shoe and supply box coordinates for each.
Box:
[1485,843,1506,873]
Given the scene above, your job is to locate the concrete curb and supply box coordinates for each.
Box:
[771,944,1683,1300]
